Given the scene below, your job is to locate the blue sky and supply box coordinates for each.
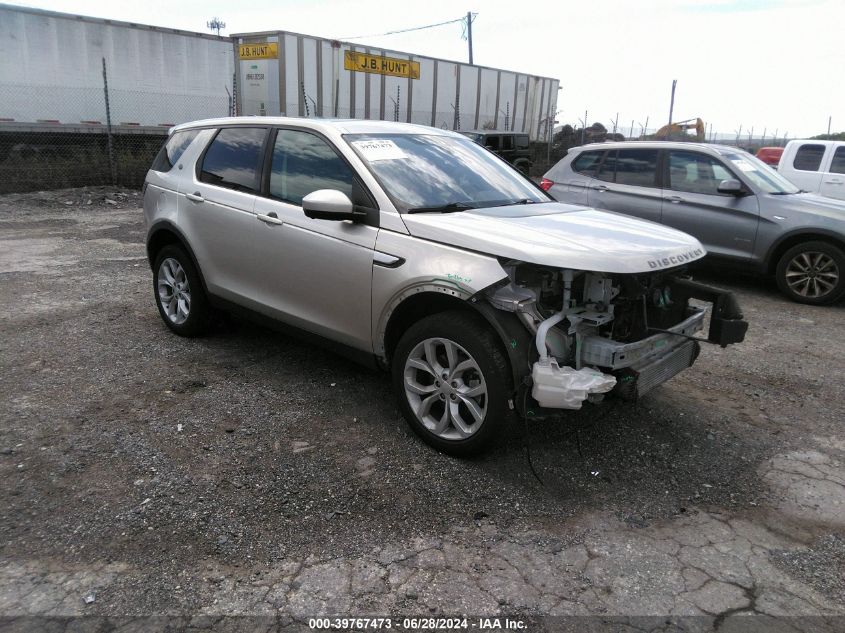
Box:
[11,0,844,138]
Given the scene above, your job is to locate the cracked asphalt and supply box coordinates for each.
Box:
[1,187,844,631]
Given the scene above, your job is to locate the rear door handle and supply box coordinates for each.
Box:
[824,179,843,184]
[256,212,283,225]
[592,185,609,192]
[666,195,684,204]
[185,192,204,203]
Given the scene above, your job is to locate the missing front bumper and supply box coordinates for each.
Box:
[612,339,701,400]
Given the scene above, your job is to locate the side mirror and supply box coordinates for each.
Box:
[302,189,364,221]
[717,179,745,196]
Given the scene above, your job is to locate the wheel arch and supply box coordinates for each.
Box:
[146,220,209,294]
[381,290,533,392]
[765,230,845,275]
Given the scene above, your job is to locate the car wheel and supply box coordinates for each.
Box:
[775,241,845,305]
[153,244,210,336]
[392,311,511,456]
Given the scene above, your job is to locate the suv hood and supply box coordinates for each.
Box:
[401,202,706,274]
[764,192,845,223]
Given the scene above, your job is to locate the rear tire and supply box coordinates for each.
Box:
[152,244,210,336]
[392,311,512,457]
[775,241,845,305]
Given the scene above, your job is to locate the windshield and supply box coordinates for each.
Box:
[721,151,800,194]
[344,134,548,212]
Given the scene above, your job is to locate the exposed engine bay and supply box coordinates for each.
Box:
[484,262,748,411]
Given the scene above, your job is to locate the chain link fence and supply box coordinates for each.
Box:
[0,61,233,194]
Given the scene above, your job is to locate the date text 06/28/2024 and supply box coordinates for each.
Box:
[307,617,528,630]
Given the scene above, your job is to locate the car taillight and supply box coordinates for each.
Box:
[539,178,554,191]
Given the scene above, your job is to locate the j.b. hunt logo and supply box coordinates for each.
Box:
[647,248,704,269]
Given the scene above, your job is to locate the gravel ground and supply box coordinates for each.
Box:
[1,187,844,631]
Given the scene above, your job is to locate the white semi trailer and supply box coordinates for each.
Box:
[0,4,234,129]
[233,30,560,141]
[0,4,559,143]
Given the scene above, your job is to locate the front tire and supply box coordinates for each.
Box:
[152,244,210,336]
[392,311,512,456]
[775,241,845,305]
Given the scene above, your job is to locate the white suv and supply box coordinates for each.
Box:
[143,117,748,455]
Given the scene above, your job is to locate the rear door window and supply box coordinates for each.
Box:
[269,129,355,206]
[793,144,826,172]
[594,151,617,183]
[829,147,845,174]
[614,149,659,188]
[199,127,266,192]
[571,150,604,177]
[515,135,529,149]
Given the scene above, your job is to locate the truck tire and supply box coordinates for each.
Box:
[392,311,512,456]
[775,241,845,305]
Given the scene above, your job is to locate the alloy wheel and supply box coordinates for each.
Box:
[157,257,191,325]
[403,337,488,440]
[785,251,840,299]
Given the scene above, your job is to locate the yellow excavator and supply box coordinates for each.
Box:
[652,118,705,141]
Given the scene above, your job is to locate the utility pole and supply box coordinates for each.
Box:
[466,12,474,65]
[206,17,226,36]
[667,79,677,139]
[580,110,588,145]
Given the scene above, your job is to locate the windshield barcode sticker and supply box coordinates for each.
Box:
[351,139,407,161]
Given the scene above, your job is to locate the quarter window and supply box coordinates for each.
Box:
[515,135,529,149]
[151,129,199,172]
[829,147,845,174]
[668,151,734,195]
[269,129,355,206]
[793,144,826,172]
[572,150,604,177]
[614,149,659,188]
[199,127,266,192]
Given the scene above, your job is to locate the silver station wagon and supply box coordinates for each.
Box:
[143,118,747,455]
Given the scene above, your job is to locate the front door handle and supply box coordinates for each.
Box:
[824,179,843,185]
[592,184,609,192]
[666,195,684,204]
[185,192,204,203]
[257,212,283,225]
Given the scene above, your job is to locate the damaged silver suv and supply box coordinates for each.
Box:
[143,118,748,455]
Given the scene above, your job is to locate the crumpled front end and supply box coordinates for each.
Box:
[482,263,748,413]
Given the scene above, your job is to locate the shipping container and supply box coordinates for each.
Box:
[0,4,235,129]
[233,30,560,142]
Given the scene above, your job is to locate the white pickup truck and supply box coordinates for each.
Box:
[778,140,845,201]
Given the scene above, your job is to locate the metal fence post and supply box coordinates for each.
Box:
[102,57,116,185]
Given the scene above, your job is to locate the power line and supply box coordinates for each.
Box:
[340,15,469,41]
